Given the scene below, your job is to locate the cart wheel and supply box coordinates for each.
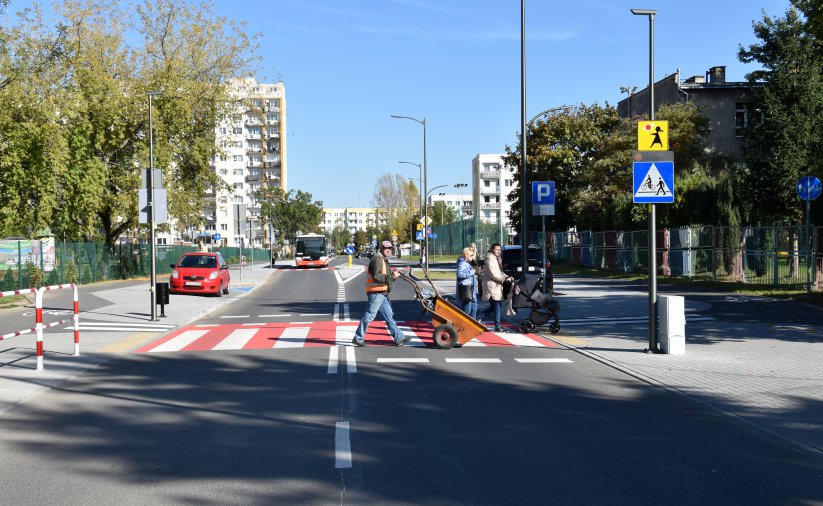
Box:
[549,319,560,334]
[432,323,458,349]
[519,320,535,334]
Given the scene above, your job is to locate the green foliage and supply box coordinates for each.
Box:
[22,262,42,288]
[0,0,259,243]
[738,3,823,223]
[353,230,368,248]
[328,226,352,250]
[372,173,418,242]
[263,187,324,243]
[1,270,17,292]
[431,201,457,227]
[46,269,60,286]
[64,262,79,284]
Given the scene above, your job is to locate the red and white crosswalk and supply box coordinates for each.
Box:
[134,321,557,353]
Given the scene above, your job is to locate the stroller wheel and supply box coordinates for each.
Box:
[519,320,535,334]
[549,319,560,334]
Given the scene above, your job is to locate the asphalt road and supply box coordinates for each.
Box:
[0,256,821,505]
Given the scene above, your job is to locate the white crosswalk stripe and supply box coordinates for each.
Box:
[213,328,257,351]
[67,321,175,332]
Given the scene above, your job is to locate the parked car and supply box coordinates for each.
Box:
[169,252,230,297]
[500,245,553,291]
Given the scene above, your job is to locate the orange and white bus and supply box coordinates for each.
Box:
[294,233,330,268]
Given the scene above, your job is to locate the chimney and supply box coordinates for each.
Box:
[708,66,726,83]
[685,75,705,84]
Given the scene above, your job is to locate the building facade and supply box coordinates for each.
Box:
[206,78,288,247]
[618,66,760,160]
[318,208,388,235]
[471,154,516,240]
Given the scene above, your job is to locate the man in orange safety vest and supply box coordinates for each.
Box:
[352,240,410,347]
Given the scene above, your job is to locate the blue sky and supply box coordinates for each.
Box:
[13,0,793,208]
[218,0,792,208]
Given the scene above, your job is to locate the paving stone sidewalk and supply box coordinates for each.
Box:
[539,277,823,455]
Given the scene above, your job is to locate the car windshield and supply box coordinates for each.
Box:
[179,255,217,268]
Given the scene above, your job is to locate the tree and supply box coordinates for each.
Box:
[0,0,258,243]
[329,225,351,251]
[738,2,823,223]
[353,230,368,249]
[263,188,323,243]
[372,173,418,242]
[431,201,457,227]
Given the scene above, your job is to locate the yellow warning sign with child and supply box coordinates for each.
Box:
[637,121,668,151]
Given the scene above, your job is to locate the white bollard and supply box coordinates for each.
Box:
[658,295,685,355]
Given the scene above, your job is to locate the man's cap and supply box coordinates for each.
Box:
[381,240,393,249]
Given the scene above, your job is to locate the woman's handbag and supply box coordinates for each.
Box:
[458,283,473,303]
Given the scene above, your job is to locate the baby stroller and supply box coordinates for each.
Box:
[512,273,560,334]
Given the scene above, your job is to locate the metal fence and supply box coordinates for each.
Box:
[0,240,272,290]
[551,225,822,290]
[429,219,507,256]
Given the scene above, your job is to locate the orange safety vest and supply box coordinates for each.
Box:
[365,256,389,293]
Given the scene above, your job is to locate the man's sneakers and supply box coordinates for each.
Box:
[395,336,412,346]
[493,326,510,333]
[351,338,368,347]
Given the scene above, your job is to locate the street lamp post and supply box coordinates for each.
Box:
[425,184,448,262]
[519,0,529,279]
[632,7,659,353]
[437,192,447,255]
[391,115,428,270]
[454,183,468,249]
[620,85,638,118]
[147,91,162,322]
[399,161,423,217]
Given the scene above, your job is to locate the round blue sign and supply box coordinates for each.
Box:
[212,233,222,241]
[344,246,354,255]
[796,176,822,201]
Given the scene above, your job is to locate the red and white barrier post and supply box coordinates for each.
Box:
[0,284,79,371]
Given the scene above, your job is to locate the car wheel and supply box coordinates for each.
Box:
[216,281,223,297]
[223,282,229,294]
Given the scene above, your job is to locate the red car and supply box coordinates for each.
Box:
[169,252,230,296]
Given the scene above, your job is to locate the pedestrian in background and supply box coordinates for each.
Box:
[456,246,478,319]
[481,242,512,332]
[352,240,410,347]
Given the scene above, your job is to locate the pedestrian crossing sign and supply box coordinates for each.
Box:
[633,161,674,203]
[637,121,669,151]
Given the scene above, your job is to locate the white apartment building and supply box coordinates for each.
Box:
[206,78,287,247]
[319,208,389,235]
[428,193,473,221]
[471,154,516,239]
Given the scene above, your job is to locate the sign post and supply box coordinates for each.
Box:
[633,147,675,354]
[796,176,822,292]
[532,181,555,294]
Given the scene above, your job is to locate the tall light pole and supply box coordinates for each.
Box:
[391,115,428,270]
[399,161,423,217]
[437,192,446,255]
[632,8,658,353]
[147,91,162,322]
[620,85,637,118]
[519,0,529,279]
[454,183,468,248]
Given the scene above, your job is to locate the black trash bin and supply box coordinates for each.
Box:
[156,282,170,317]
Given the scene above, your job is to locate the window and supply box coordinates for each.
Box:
[220,155,227,162]
[484,196,490,203]
[219,127,227,134]
[219,169,228,176]
[484,180,490,187]
[233,155,243,162]
[504,179,512,187]
[233,127,243,134]
[234,183,243,190]
[234,196,243,203]
[221,224,228,231]
[735,102,764,137]
[218,196,228,203]
[233,168,243,175]
[220,209,228,217]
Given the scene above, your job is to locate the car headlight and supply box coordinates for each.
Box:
[171,270,178,279]
[295,256,302,261]
[208,271,220,280]
[320,256,328,261]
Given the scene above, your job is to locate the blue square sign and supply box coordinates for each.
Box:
[633,162,674,203]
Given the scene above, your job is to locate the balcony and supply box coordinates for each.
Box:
[247,161,262,168]
[246,174,262,182]
[480,202,501,209]
[245,119,262,127]
[264,161,280,168]
[480,170,500,179]
[480,187,500,195]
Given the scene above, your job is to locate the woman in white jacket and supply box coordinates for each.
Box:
[480,243,512,332]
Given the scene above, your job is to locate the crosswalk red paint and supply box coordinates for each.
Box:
[134,321,557,353]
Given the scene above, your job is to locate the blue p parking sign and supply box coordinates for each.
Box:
[531,181,555,216]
